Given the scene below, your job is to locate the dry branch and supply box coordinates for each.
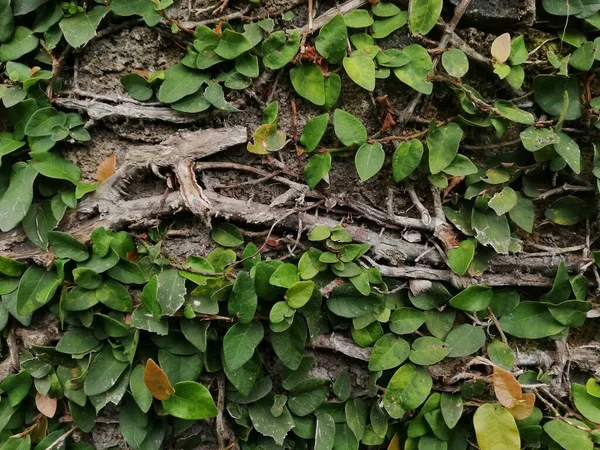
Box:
[0,125,592,287]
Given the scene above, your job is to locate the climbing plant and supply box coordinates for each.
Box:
[0,223,599,450]
[1,0,600,449]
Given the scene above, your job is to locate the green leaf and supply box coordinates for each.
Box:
[56,328,99,354]
[130,364,153,413]
[248,397,294,445]
[383,364,432,419]
[445,324,485,357]
[25,107,67,137]
[300,113,329,152]
[488,187,518,216]
[409,336,450,365]
[47,231,88,261]
[540,261,570,305]
[442,49,469,78]
[487,340,515,370]
[494,100,534,125]
[543,419,593,450]
[96,279,133,312]
[554,132,581,174]
[409,282,451,310]
[59,6,108,48]
[262,31,301,70]
[223,322,264,370]
[368,334,410,371]
[315,413,336,450]
[121,74,153,102]
[473,404,520,450]
[110,0,161,24]
[211,223,244,247]
[333,370,351,401]
[328,284,383,318]
[573,383,600,423]
[235,53,259,78]
[0,26,38,61]
[16,265,59,315]
[323,73,342,110]
[289,379,328,416]
[271,316,306,369]
[305,153,332,189]
[344,10,374,27]
[355,142,384,181]
[119,397,148,448]
[286,281,314,308]
[389,307,426,334]
[499,302,565,339]
[0,162,37,232]
[392,139,423,182]
[346,398,368,440]
[448,240,475,275]
[158,350,203,385]
[440,393,463,430]
[334,109,367,147]
[471,207,511,254]
[0,256,26,277]
[534,75,582,120]
[229,271,257,323]
[154,269,186,316]
[0,0,14,43]
[107,260,147,284]
[162,381,217,420]
[0,132,25,164]
[270,263,299,288]
[394,44,433,94]
[376,48,411,68]
[158,63,207,104]
[30,152,81,184]
[373,1,401,17]
[427,123,463,174]
[343,52,376,91]
[214,29,251,59]
[84,346,129,396]
[571,41,595,70]
[508,192,533,233]
[372,12,408,38]
[545,196,593,226]
[409,0,443,35]
[290,64,325,106]
[315,15,348,64]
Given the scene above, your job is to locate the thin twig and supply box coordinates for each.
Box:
[487,308,508,345]
[45,427,77,450]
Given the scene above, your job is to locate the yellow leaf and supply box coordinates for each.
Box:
[31,415,48,442]
[492,366,522,408]
[508,393,535,420]
[35,393,57,418]
[473,403,520,450]
[96,153,117,184]
[143,358,175,400]
[491,33,511,64]
[387,433,401,450]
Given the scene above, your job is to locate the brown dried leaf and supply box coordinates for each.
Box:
[508,392,535,420]
[96,153,117,184]
[491,33,511,64]
[381,112,397,132]
[492,366,522,408]
[144,358,175,400]
[35,393,57,418]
